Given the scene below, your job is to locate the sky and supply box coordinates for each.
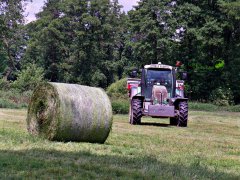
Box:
[24,0,139,23]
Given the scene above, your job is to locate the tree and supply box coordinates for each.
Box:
[23,0,66,82]
[174,0,240,103]
[0,0,28,80]
[23,0,126,87]
[21,0,240,104]
[127,0,240,104]
[127,0,178,66]
[219,0,240,103]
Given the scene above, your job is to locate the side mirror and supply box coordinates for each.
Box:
[129,70,138,78]
[180,72,188,80]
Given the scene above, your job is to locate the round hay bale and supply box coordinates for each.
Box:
[27,82,113,143]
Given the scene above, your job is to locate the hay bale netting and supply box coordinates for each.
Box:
[27,82,113,143]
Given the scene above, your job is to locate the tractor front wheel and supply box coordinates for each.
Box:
[129,98,142,125]
[177,101,188,127]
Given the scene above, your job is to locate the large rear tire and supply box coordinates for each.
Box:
[130,98,142,125]
[177,101,188,127]
[169,101,188,127]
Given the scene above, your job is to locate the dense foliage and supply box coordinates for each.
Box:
[0,0,28,80]
[127,0,240,105]
[0,0,240,105]
[23,0,127,88]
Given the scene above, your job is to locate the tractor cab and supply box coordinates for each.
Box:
[141,63,175,102]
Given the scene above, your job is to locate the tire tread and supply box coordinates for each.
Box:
[130,99,142,125]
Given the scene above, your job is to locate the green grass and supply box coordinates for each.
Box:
[111,99,129,114]
[0,109,240,179]
[189,102,240,112]
[111,100,240,114]
[0,90,30,109]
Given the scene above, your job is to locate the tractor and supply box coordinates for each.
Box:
[127,62,188,127]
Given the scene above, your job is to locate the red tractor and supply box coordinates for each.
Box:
[127,62,188,127]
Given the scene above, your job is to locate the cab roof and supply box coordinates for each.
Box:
[144,62,173,70]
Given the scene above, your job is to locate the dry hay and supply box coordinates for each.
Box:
[27,82,113,143]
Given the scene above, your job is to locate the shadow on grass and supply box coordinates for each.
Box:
[140,122,170,127]
[0,148,238,179]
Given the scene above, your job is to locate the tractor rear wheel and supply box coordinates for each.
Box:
[177,101,188,127]
[170,101,188,127]
[130,98,142,125]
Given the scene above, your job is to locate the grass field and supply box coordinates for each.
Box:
[0,109,240,179]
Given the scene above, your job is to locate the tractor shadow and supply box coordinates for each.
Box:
[140,122,170,127]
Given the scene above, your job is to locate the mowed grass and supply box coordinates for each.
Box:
[0,109,240,179]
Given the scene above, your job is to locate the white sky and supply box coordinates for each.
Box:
[24,0,139,23]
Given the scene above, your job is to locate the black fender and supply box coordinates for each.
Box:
[131,95,144,102]
[172,97,188,107]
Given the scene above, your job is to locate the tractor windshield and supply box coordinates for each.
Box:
[143,69,173,99]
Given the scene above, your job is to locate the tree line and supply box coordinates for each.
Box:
[0,0,240,105]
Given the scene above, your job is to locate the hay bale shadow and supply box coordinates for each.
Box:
[0,148,237,179]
